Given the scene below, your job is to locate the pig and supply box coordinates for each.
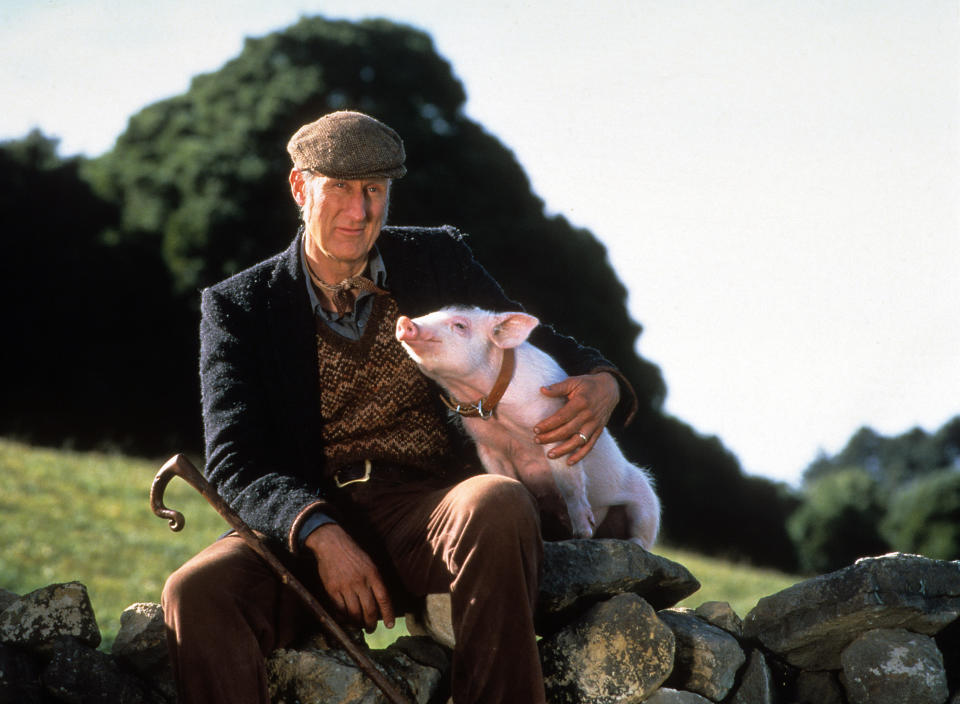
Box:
[395,306,660,548]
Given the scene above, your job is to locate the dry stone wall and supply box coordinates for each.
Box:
[2,544,958,703]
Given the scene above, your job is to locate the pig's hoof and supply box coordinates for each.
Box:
[571,515,596,539]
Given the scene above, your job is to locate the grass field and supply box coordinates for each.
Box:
[0,438,801,650]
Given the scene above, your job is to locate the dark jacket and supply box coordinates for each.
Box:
[199,226,628,550]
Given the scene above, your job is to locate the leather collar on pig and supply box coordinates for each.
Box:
[440,347,516,420]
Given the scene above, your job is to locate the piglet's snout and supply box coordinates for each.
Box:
[396,315,419,342]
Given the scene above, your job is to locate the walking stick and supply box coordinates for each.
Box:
[150,454,413,704]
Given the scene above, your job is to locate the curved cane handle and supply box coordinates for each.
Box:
[150,454,203,532]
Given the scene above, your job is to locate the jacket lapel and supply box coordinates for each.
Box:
[266,234,323,467]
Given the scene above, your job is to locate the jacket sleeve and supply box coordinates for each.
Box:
[199,285,337,551]
[443,229,638,425]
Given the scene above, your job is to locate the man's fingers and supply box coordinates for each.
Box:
[340,590,365,627]
[357,584,383,632]
[546,425,598,464]
[540,410,592,449]
[566,428,599,465]
[307,524,395,630]
[372,579,395,629]
[535,372,619,462]
[534,383,581,435]
[539,380,574,399]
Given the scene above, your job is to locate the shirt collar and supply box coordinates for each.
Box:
[300,237,388,318]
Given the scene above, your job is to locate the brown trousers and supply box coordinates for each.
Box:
[161,473,546,704]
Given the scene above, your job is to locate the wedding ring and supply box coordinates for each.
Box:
[577,432,588,445]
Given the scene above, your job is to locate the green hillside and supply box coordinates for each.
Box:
[0,439,800,649]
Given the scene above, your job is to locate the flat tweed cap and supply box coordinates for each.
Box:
[287,111,406,180]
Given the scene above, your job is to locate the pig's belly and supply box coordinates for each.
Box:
[473,432,560,501]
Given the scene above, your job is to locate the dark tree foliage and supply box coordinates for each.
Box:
[802,418,960,488]
[0,130,198,451]
[788,468,891,574]
[631,411,799,571]
[85,17,666,409]
[793,416,960,569]
[4,16,802,566]
[882,470,960,561]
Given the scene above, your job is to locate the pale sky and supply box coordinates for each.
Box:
[2,0,958,485]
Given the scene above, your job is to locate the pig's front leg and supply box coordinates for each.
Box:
[547,457,596,538]
[474,443,516,478]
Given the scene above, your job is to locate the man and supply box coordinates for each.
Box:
[162,111,636,704]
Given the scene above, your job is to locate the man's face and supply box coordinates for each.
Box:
[295,171,390,274]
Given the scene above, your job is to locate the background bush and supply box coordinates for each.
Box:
[881,470,960,560]
[787,468,889,574]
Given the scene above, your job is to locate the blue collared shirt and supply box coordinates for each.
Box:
[301,242,389,341]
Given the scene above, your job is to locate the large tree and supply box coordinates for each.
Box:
[86,17,666,408]
[0,130,196,449]
[62,16,798,563]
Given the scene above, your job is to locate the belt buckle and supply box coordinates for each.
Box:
[335,459,372,488]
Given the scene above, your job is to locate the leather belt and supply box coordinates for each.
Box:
[331,460,437,490]
[333,459,373,488]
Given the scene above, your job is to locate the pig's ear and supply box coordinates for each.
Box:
[489,313,539,349]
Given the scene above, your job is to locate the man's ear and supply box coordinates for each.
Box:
[289,168,307,207]
[489,312,539,349]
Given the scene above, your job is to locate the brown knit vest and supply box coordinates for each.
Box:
[315,295,453,475]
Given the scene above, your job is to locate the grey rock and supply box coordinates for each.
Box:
[727,649,774,704]
[540,593,675,704]
[405,592,456,648]
[387,635,451,674]
[112,603,168,673]
[0,589,19,614]
[412,540,701,646]
[658,608,746,701]
[743,553,960,670]
[694,600,743,637]
[793,670,845,704]
[373,646,444,704]
[267,648,366,704]
[643,688,712,703]
[840,628,948,704]
[537,539,700,632]
[0,642,44,704]
[112,603,175,702]
[0,582,100,653]
[295,623,367,652]
[41,636,153,704]
[267,643,441,704]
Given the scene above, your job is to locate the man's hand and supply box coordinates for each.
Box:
[304,523,395,633]
[534,372,620,465]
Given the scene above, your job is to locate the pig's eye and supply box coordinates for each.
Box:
[452,322,467,332]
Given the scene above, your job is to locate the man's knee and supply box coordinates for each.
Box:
[446,476,542,607]
[161,538,261,621]
[464,474,538,519]
[452,475,542,550]
[162,558,214,623]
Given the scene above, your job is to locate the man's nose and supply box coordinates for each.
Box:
[345,190,369,220]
